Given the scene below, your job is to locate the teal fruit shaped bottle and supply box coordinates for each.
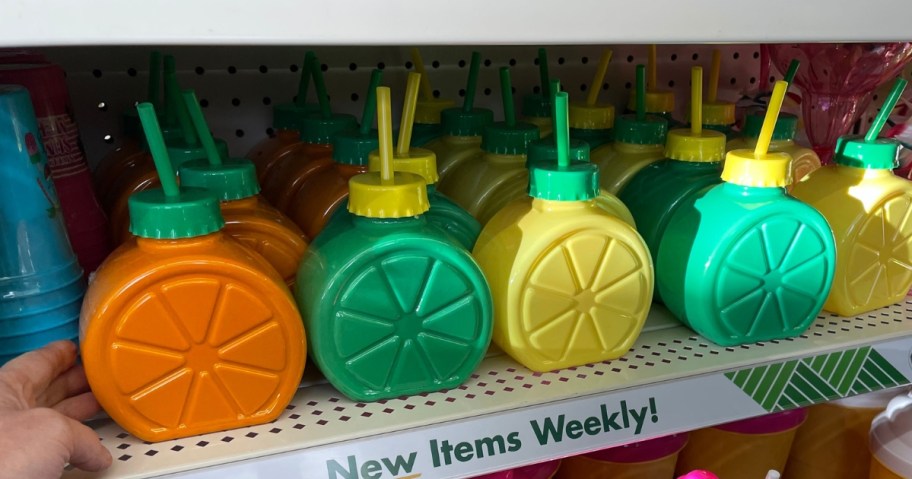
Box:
[619,127,727,270]
[791,136,912,317]
[368,147,481,250]
[423,106,493,184]
[473,91,654,372]
[295,148,493,401]
[437,120,539,225]
[657,149,836,346]
[591,113,668,195]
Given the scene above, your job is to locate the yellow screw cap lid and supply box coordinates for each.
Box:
[368,147,439,185]
[721,150,792,187]
[626,90,676,114]
[665,128,726,162]
[414,97,456,125]
[702,100,736,126]
[348,170,429,218]
[569,101,615,130]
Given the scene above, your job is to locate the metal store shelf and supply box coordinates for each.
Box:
[65,301,912,479]
[1,0,910,46]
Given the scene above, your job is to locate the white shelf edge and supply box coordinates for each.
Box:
[66,302,912,479]
[2,0,912,47]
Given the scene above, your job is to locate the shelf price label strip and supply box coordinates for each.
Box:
[166,337,912,479]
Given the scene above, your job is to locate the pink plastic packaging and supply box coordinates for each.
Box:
[0,63,111,274]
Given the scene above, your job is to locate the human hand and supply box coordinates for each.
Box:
[0,341,112,478]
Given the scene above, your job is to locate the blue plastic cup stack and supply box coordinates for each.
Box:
[0,85,84,363]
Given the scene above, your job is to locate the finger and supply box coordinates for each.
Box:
[65,415,112,472]
[37,363,91,408]
[53,391,102,422]
[0,341,78,402]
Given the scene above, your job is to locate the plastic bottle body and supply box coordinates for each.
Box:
[658,183,835,345]
[591,142,665,195]
[259,142,334,214]
[473,197,654,372]
[80,232,306,442]
[219,196,308,287]
[409,123,443,147]
[94,140,144,201]
[728,137,822,191]
[791,165,912,316]
[619,160,723,260]
[287,163,366,239]
[246,129,307,183]
[295,215,492,401]
[437,151,529,226]
[424,135,483,183]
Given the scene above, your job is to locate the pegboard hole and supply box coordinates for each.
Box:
[579,84,587,92]
[532,86,541,94]
[753,51,761,59]
[348,63,357,71]
[262,97,272,106]
[626,55,634,63]
[266,127,275,137]
[729,77,737,85]
[377,62,385,70]
[351,93,359,102]
[405,61,413,69]
[557,57,565,65]
[483,59,492,67]
[458,59,466,68]
[483,88,492,96]
[195,66,205,75]
[733,52,740,60]
[533,57,540,66]
[458,89,466,97]
[231,98,241,107]
[433,89,441,98]
[749,77,756,84]
[602,83,609,91]
[509,58,517,66]
[581,56,589,65]
[103,134,114,144]
[692,53,700,61]
[92,69,102,78]
[625,82,632,90]
[235,129,245,138]
[432,60,441,69]
[289,64,299,73]
[227,66,237,74]
[671,54,678,61]
[199,99,209,108]
[259,65,268,73]
[668,80,675,88]
[127,67,137,77]
[97,102,108,112]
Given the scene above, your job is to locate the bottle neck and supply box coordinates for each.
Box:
[484,152,527,164]
[835,164,895,179]
[721,182,786,197]
[531,197,591,211]
[443,134,483,144]
[135,231,223,250]
[352,215,426,230]
[221,196,259,210]
[667,158,722,170]
[615,142,664,154]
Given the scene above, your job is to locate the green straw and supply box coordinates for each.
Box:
[636,64,646,121]
[549,79,561,145]
[538,48,550,98]
[360,69,383,136]
[162,55,177,127]
[182,90,222,166]
[148,51,161,108]
[295,52,315,108]
[500,67,516,127]
[137,103,179,198]
[866,77,908,143]
[783,59,800,85]
[309,54,333,119]
[164,62,198,146]
[554,91,570,168]
[463,51,481,112]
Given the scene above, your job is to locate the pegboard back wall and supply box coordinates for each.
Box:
[40,45,765,167]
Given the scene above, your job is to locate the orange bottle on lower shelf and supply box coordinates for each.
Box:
[81,103,306,442]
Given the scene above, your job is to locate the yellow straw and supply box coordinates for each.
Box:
[376,86,394,185]
[586,48,612,106]
[647,45,657,90]
[397,72,421,156]
[755,81,789,159]
[410,48,433,101]
[691,67,702,135]
[708,49,721,103]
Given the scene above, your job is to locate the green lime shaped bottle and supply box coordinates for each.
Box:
[295,86,492,401]
[657,81,836,346]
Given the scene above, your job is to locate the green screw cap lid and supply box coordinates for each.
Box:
[613,114,668,145]
[527,138,590,165]
[440,107,493,137]
[834,135,899,170]
[333,129,379,166]
[529,160,599,201]
[178,158,261,201]
[522,93,550,118]
[272,102,321,131]
[481,121,539,155]
[742,111,798,141]
[299,113,358,144]
[166,137,229,170]
[128,186,224,239]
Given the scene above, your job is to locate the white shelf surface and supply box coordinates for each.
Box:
[2,0,912,47]
[65,301,912,479]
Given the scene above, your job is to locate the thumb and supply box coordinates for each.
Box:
[65,416,112,472]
